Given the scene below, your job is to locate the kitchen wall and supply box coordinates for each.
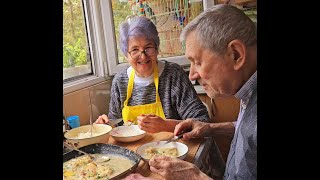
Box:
[63,80,112,126]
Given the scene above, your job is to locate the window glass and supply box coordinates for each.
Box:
[63,0,92,81]
[215,0,257,25]
[111,0,204,63]
[63,0,207,92]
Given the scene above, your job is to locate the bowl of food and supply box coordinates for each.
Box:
[64,124,112,148]
[110,125,146,143]
[136,141,188,162]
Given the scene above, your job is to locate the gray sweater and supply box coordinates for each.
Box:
[108,60,209,122]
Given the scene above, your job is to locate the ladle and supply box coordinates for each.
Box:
[63,141,110,163]
[63,141,94,159]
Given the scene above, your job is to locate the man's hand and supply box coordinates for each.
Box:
[174,119,212,140]
[149,155,211,180]
[123,173,158,180]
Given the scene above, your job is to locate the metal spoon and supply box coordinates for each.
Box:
[88,91,94,137]
[164,133,184,144]
[164,130,189,144]
[108,118,123,127]
[125,119,134,126]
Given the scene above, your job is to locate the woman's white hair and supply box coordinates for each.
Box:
[119,16,159,57]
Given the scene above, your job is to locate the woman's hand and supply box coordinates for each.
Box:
[137,114,168,133]
[94,114,109,124]
[149,155,210,180]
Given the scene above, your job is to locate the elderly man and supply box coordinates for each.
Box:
[125,4,257,180]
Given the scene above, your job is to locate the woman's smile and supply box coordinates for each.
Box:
[137,59,151,65]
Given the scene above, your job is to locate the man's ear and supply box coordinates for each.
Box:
[227,39,246,71]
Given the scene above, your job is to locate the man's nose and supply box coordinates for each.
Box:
[189,68,199,81]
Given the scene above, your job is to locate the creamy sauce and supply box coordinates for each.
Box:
[63,154,134,179]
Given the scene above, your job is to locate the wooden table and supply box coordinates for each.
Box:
[108,132,204,179]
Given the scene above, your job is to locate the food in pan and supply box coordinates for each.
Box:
[63,154,134,180]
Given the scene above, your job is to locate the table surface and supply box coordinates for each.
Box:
[108,131,203,179]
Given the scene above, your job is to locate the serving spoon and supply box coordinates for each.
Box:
[63,141,110,163]
[89,114,94,137]
[63,141,94,157]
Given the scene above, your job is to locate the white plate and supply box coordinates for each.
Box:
[136,141,188,161]
[110,125,146,142]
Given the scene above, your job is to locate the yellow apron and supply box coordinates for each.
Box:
[122,66,166,124]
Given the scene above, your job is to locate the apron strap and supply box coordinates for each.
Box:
[124,68,135,106]
[154,66,161,103]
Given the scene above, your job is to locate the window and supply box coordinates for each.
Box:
[215,0,257,25]
[63,0,110,94]
[63,0,92,81]
[63,0,211,94]
[111,0,204,64]
[103,0,205,75]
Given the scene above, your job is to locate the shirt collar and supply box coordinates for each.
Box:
[234,71,257,102]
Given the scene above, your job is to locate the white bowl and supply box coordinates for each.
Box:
[64,124,112,148]
[136,141,188,162]
[110,125,146,142]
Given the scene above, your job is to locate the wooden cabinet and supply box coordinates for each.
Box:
[198,94,240,162]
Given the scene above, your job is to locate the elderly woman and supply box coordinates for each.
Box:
[95,16,209,133]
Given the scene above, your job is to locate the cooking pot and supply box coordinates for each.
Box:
[64,124,112,148]
[63,143,141,180]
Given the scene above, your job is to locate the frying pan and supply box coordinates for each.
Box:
[63,143,141,180]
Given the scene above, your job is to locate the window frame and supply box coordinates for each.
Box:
[100,0,194,76]
[63,0,110,95]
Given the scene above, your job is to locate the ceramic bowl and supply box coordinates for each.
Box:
[64,124,112,148]
[136,141,188,162]
[110,125,146,143]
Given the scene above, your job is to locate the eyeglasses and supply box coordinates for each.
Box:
[128,47,157,60]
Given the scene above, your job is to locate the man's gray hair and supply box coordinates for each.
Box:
[180,4,256,56]
[119,16,160,57]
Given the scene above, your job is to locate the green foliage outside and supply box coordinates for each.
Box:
[112,0,132,63]
[63,0,88,68]
[63,38,87,68]
[63,0,132,68]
